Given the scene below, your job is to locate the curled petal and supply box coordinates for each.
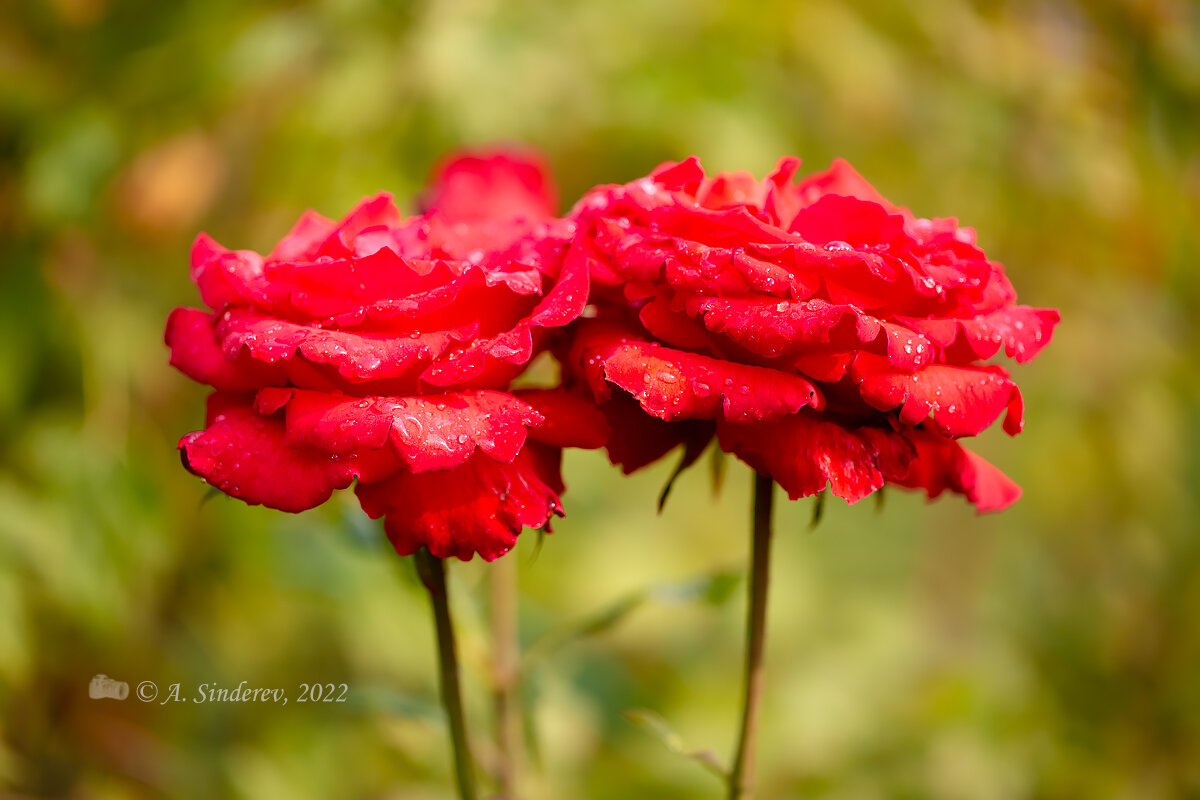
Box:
[166,307,284,391]
[314,193,404,260]
[598,394,715,474]
[572,321,822,423]
[262,249,464,320]
[789,194,907,247]
[190,234,267,311]
[656,241,822,300]
[422,150,557,223]
[688,295,933,370]
[901,305,1060,365]
[637,296,722,354]
[649,157,706,192]
[260,388,542,474]
[178,393,367,512]
[761,156,803,226]
[791,158,891,210]
[418,324,541,388]
[853,355,1024,438]
[527,238,591,328]
[718,413,916,504]
[219,308,458,386]
[894,430,1022,512]
[515,388,610,449]
[267,209,337,263]
[355,447,564,562]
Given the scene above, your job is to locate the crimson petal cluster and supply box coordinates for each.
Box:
[170,148,1057,563]
[560,156,1058,511]
[167,152,603,560]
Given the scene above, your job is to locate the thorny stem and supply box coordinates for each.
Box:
[492,552,523,798]
[728,472,775,800]
[415,548,478,800]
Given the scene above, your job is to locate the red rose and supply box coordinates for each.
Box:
[561,156,1058,511]
[166,151,603,560]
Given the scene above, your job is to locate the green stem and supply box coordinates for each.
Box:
[728,473,775,800]
[415,548,478,800]
[492,553,522,798]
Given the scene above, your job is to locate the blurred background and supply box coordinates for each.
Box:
[2,0,1199,797]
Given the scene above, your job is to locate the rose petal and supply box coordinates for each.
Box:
[218,308,459,388]
[718,412,916,504]
[355,447,563,562]
[637,295,723,353]
[190,234,267,311]
[421,151,557,224]
[527,238,591,328]
[262,388,542,474]
[268,209,337,263]
[686,296,933,371]
[907,305,1059,365]
[791,157,891,209]
[166,307,284,391]
[597,394,715,474]
[789,194,907,247]
[571,321,822,423]
[515,388,610,449]
[260,248,464,320]
[894,430,1022,512]
[853,355,1023,438]
[178,393,365,512]
[314,193,404,259]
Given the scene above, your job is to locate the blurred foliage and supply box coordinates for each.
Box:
[2,0,1200,797]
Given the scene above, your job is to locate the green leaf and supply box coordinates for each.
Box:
[624,708,727,780]
[810,489,827,530]
[524,569,738,668]
[709,446,728,495]
[658,438,711,513]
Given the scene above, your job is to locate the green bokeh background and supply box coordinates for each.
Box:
[3,1,1199,798]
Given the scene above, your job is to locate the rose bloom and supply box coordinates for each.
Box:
[561,156,1059,511]
[166,152,604,560]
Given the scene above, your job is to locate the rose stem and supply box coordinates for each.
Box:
[491,551,522,797]
[415,547,478,800]
[728,472,775,800]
